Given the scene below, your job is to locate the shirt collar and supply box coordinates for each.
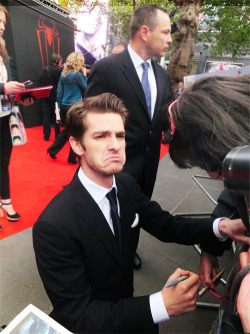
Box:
[128,44,152,71]
[78,168,117,204]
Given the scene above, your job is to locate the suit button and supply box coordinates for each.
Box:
[149,130,152,135]
[146,147,149,151]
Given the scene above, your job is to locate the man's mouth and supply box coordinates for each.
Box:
[105,156,123,163]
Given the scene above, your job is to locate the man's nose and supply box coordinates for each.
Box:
[108,137,120,150]
[0,22,5,30]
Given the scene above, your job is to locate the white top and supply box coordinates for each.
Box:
[0,55,10,118]
[127,44,157,119]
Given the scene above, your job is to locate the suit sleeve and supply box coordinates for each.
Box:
[123,176,230,256]
[33,220,157,333]
[85,61,108,97]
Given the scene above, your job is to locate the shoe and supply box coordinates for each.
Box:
[133,252,142,270]
[44,138,49,141]
[0,201,20,222]
[47,151,57,159]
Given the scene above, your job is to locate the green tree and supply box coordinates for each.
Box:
[198,2,250,59]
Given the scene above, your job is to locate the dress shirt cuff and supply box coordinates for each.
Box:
[213,218,228,241]
[149,292,169,324]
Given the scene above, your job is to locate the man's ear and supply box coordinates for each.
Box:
[69,136,85,156]
[140,25,150,42]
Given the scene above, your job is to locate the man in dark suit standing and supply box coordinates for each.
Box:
[33,93,248,334]
[85,5,173,269]
[39,53,62,141]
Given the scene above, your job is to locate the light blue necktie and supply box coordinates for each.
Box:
[141,62,151,119]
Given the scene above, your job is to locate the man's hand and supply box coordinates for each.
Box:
[199,251,219,289]
[218,218,249,245]
[161,268,200,317]
[4,81,25,94]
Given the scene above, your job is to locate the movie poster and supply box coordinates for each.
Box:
[75,0,109,65]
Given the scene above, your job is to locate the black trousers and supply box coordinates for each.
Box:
[0,115,12,199]
[47,104,75,162]
[42,99,60,140]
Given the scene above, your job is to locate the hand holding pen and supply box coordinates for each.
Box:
[161,268,201,317]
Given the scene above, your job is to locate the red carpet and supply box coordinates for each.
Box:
[0,126,169,240]
[0,126,76,240]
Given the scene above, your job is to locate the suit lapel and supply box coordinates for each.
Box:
[121,50,150,119]
[151,60,164,122]
[69,172,127,273]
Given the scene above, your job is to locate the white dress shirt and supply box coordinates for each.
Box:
[127,44,157,118]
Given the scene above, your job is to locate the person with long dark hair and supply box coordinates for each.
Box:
[0,5,33,229]
[168,74,250,332]
[47,52,87,164]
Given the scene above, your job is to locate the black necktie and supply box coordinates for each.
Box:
[106,188,122,248]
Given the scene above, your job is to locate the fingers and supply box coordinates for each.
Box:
[166,268,190,283]
[237,235,250,246]
[162,269,200,317]
[5,81,25,94]
[239,250,250,269]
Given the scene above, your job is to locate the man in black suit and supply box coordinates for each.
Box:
[39,53,62,141]
[85,5,174,268]
[33,93,248,334]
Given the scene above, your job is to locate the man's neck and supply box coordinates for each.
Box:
[129,40,151,61]
[80,165,114,189]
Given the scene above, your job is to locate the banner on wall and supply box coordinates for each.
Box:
[184,65,250,88]
[75,0,109,65]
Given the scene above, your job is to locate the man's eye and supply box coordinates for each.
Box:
[117,134,125,139]
[96,135,104,139]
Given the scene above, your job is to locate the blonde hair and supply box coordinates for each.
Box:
[0,37,9,63]
[62,52,84,77]
[0,5,9,22]
[0,5,9,63]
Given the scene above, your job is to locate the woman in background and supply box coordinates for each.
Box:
[47,52,87,164]
[0,5,32,229]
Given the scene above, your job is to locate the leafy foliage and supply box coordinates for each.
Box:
[198,3,250,59]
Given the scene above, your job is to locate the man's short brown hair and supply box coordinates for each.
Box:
[130,5,168,39]
[65,93,129,140]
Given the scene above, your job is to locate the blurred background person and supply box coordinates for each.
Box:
[0,5,33,229]
[39,53,62,141]
[111,42,127,55]
[47,52,87,164]
[174,81,183,99]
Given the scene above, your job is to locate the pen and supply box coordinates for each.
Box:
[165,275,189,288]
[199,268,225,297]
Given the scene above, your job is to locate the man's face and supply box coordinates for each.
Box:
[146,10,172,58]
[0,11,6,38]
[80,111,126,182]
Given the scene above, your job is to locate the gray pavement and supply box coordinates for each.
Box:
[0,154,234,333]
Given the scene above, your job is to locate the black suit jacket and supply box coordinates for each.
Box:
[33,171,228,333]
[85,49,173,198]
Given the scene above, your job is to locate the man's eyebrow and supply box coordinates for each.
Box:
[92,130,125,135]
